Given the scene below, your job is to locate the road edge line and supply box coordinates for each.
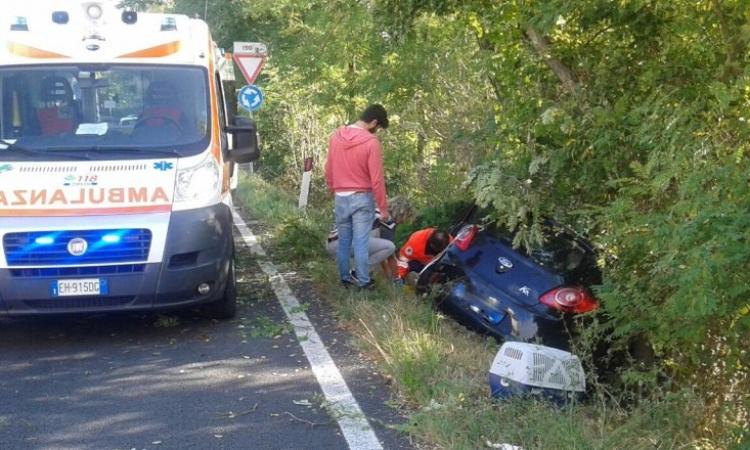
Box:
[232,208,384,450]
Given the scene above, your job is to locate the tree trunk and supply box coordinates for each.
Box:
[525,27,578,97]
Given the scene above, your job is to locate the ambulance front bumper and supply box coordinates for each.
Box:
[0,204,234,316]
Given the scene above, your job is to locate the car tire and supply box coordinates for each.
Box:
[202,256,237,320]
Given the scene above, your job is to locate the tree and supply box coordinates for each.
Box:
[167,0,750,442]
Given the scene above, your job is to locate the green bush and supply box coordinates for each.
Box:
[171,0,750,442]
[272,216,328,263]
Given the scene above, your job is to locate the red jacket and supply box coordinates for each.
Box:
[324,126,388,215]
[397,228,437,278]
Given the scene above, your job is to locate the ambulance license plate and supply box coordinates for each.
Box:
[53,279,108,297]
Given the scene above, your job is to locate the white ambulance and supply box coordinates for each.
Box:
[0,1,259,318]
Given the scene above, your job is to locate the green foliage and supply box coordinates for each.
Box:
[237,174,716,450]
[374,5,750,441]
[236,176,299,222]
[117,0,165,10]
[243,315,291,339]
[177,0,750,444]
[396,198,472,244]
[272,216,328,263]
[236,176,329,264]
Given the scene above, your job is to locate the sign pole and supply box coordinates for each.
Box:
[232,42,268,175]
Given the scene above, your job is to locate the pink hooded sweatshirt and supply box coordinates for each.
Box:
[325,126,388,215]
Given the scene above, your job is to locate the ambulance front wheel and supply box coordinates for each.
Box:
[202,256,237,319]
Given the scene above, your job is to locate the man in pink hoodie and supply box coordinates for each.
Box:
[325,104,390,289]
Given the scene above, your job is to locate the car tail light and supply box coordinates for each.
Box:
[540,286,598,314]
[453,225,478,251]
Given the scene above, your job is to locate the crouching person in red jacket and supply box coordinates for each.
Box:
[397,228,451,284]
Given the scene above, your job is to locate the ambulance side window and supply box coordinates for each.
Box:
[215,73,228,153]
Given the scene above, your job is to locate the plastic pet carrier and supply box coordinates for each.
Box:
[489,342,585,405]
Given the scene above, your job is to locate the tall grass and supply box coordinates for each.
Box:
[235,174,733,450]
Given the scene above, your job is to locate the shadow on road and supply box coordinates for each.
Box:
[0,277,346,450]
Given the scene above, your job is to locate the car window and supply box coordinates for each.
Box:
[480,220,597,279]
[527,229,586,271]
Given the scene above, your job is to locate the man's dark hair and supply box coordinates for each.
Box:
[426,229,450,255]
[360,104,389,129]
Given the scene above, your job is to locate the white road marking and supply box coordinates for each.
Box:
[232,209,384,450]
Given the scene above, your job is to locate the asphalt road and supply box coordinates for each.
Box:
[0,214,411,450]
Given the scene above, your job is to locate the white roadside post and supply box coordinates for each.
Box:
[298,157,313,209]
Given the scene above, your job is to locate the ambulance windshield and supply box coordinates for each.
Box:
[0,65,210,158]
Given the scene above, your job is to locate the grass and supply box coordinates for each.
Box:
[235,174,737,450]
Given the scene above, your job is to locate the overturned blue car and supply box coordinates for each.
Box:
[417,209,602,350]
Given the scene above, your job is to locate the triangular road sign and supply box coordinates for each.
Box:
[232,42,268,84]
[233,54,266,84]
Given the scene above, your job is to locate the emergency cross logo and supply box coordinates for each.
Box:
[153,161,173,172]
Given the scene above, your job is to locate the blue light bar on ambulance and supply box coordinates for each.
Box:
[11,16,28,31]
[5,229,152,266]
[52,11,70,24]
[101,234,122,244]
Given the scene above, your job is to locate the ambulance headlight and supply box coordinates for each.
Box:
[173,157,221,210]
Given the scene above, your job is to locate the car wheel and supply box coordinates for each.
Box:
[202,256,237,320]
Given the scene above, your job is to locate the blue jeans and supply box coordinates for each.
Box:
[334,193,375,286]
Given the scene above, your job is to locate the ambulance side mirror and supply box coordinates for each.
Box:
[225,117,260,163]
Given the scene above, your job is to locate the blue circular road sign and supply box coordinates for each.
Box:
[238,85,264,112]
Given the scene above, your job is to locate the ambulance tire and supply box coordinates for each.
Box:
[203,256,237,320]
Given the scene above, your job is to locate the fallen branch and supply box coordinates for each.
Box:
[217,403,259,419]
[283,411,330,427]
